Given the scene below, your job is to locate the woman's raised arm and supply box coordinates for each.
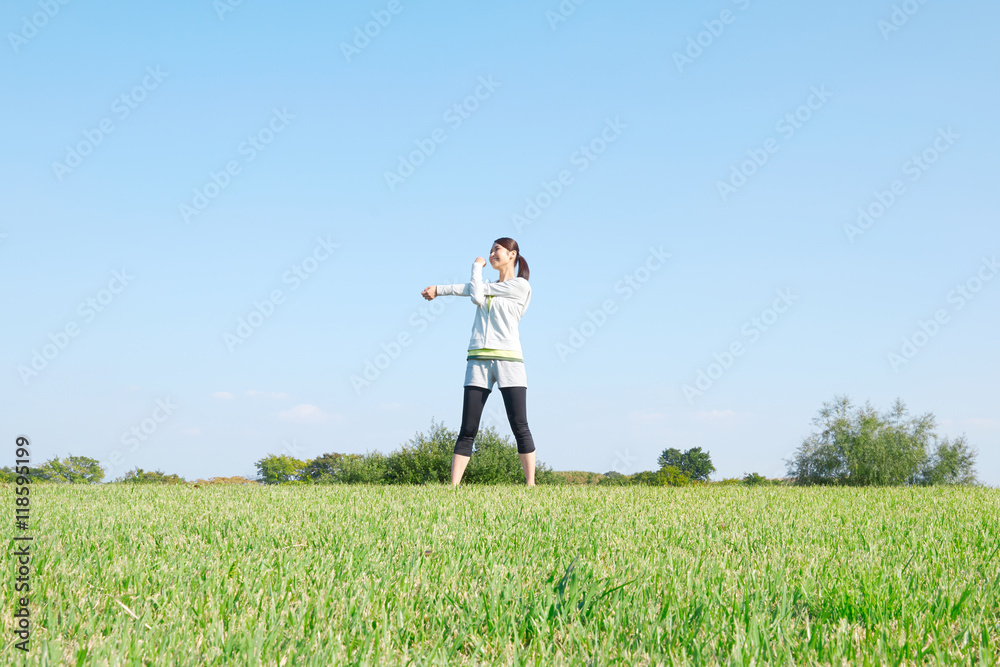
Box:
[426,282,471,299]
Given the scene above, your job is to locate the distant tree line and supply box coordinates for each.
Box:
[1,396,979,488]
[0,457,211,485]
[0,455,106,483]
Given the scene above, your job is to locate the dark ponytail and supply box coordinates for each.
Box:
[516,254,529,281]
[493,237,529,281]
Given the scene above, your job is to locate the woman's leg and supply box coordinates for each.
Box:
[453,385,490,486]
[500,386,536,487]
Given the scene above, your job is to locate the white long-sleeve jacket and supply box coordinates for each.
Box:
[435,261,531,361]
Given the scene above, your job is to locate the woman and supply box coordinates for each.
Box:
[421,237,536,487]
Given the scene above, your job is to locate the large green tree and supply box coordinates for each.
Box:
[787,395,978,486]
[34,455,105,483]
[255,454,307,484]
[656,447,715,482]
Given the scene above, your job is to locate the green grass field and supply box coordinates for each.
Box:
[3,484,998,665]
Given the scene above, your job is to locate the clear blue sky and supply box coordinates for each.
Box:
[2,0,997,485]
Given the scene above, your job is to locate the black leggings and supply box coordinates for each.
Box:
[454,385,535,457]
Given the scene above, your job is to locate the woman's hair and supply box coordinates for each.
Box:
[494,237,529,281]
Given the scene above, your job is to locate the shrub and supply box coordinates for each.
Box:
[114,468,185,484]
[633,466,690,487]
[306,452,388,485]
[597,472,630,487]
[742,472,768,486]
[339,452,390,484]
[384,418,455,484]
[255,418,556,485]
[463,425,530,484]
[597,466,690,487]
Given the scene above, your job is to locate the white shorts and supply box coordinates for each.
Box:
[464,359,526,390]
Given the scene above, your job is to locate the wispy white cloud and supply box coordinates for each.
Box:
[181,427,202,436]
[964,418,999,428]
[278,404,339,423]
[380,402,403,410]
[247,390,289,399]
[212,391,233,400]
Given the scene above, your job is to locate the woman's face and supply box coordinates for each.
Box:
[489,243,515,268]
